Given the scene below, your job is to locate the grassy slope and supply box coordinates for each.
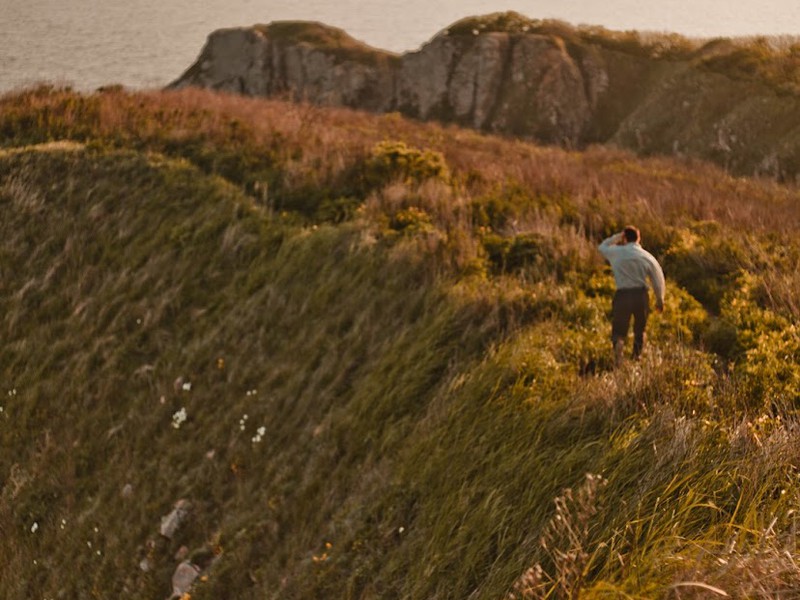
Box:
[1,88,800,599]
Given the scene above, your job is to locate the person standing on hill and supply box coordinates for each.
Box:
[598,226,666,365]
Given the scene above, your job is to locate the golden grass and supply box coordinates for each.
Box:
[3,86,800,231]
[2,87,800,599]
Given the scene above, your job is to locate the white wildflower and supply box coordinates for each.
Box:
[181,382,192,392]
[172,408,187,429]
[30,522,38,533]
[251,425,266,444]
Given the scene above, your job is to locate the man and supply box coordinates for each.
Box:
[598,226,665,365]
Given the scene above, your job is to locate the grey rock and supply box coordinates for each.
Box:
[395,35,457,118]
[168,560,200,600]
[172,23,394,112]
[160,499,191,540]
[177,27,271,95]
[448,33,509,128]
[491,35,589,144]
[121,483,133,499]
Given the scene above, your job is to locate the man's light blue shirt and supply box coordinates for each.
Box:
[599,235,666,308]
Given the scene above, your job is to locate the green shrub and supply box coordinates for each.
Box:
[698,37,800,93]
[471,186,528,231]
[718,273,800,405]
[361,141,450,190]
[664,222,745,312]
[650,285,710,345]
[483,233,551,274]
[739,323,800,405]
[315,196,363,223]
[445,12,542,36]
[481,227,595,283]
[701,316,741,359]
[388,206,436,234]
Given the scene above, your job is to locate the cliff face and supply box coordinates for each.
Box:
[172,25,396,111]
[172,24,602,146]
[170,17,800,180]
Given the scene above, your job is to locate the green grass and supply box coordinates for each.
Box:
[2,88,800,599]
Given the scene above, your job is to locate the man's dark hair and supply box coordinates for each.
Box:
[623,226,640,243]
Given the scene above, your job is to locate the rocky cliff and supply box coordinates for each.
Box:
[170,13,800,181]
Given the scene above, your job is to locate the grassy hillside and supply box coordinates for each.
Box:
[2,86,800,599]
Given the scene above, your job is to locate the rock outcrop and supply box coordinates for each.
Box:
[170,19,601,146]
[170,13,800,180]
[172,22,396,112]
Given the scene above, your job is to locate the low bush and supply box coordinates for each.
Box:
[361,140,450,190]
[664,222,745,313]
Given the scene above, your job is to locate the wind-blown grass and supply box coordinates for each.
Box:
[1,87,800,598]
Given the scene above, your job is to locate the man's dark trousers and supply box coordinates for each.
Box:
[612,287,649,358]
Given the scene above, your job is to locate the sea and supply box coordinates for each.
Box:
[2,0,800,94]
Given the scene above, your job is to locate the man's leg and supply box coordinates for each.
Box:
[632,289,650,359]
[611,291,632,366]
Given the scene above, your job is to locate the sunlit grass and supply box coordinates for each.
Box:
[1,87,800,598]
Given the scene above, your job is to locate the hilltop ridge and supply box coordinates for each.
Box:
[171,12,800,181]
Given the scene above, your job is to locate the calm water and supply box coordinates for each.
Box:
[2,0,800,93]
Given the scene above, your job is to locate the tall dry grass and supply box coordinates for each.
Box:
[3,87,800,599]
[3,86,800,234]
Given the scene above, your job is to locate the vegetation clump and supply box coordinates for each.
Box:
[362,140,450,188]
[255,21,400,66]
[443,11,699,61]
[444,11,543,36]
[697,36,800,93]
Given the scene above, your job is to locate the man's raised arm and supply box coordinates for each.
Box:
[598,232,623,259]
